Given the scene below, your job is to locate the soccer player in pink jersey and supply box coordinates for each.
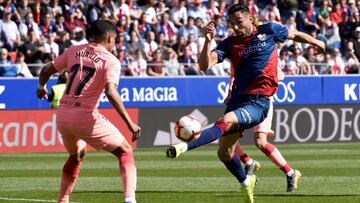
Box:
[36,20,141,203]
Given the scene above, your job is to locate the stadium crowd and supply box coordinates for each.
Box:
[0,0,359,78]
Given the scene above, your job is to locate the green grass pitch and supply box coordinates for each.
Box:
[1,143,360,203]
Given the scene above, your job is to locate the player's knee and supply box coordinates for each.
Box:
[69,151,85,164]
[255,139,267,150]
[217,150,232,162]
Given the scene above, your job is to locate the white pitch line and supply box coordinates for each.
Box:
[0,197,82,203]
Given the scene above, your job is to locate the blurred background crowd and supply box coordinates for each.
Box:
[0,0,359,78]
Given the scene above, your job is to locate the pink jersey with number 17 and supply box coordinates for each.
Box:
[53,44,121,111]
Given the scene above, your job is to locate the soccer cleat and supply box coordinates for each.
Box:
[165,143,187,158]
[241,175,257,203]
[245,160,261,175]
[286,169,302,192]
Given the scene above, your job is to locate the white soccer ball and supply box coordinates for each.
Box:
[175,115,202,142]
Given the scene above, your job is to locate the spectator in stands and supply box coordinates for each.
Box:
[0,48,18,77]
[140,0,158,25]
[318,0,331,25]
[19,12,41,40]
[279,48,299,75]
[218,0,228,20]
[88,0,112,23]
[133,12,152,39]
[304,46,319,75]
[351,26,360,60]
[289,46,313,75]
[16,52,33,78]
[143,31,158,61]
[318,15,341,49]
[44,32,59,59]
[113,0,131,20]
[178,45,200,75]
[170,0,188,28]
[56,31,71,55]
[351,10,360,31]
[187,0,207,23]
[331,48,346,75]
[344,48,359,74]
[348,0,358,18]
[187,33,199,61]
[246,0,260,17]
[164,48,183,76]
[155,1,169,17]
[302,0,320,32]
[126,0,142,19]
[156,32,169,54]
[63,11,86,34]
[205,0,219,22]
[130,49,148,77]
[339,11,353,40]
[19,30,43,74]
[1,10,20,51]
[330,2,343,25]
[147,49,165,76]
[39,13,57,36]
[178,16,199,40]
[127,30,144,56]
[54,15,66,33]
[214,15,228,43]
[344,40,359,74]
[156,12,178,42]
[16,0,32,21]
[117,48,132,76]
[260,0,281,23]
[172,35,187,58]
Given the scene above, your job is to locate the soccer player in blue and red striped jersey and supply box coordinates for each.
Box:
[166,3,325,203]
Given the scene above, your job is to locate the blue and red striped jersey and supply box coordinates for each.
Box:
[215,22,288,97]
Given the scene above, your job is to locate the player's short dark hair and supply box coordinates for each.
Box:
[91,20,116,40]
[228,3,250,16]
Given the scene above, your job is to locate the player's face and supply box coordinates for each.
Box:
[228,11,253,37]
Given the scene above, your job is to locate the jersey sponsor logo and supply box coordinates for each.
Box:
[238,42,267,57]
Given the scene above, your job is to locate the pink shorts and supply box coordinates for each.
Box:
[252,99,274,135]
[57,107,125,153]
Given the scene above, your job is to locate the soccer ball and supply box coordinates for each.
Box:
[175,115,202,142]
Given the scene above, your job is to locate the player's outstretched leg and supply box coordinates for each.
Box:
[58,150,85,203]
[165,120,228,158]
[235,143,261,175]
[111,143,137,203]
[255,132,301,192]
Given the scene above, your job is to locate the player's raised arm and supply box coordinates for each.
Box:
[199,21,219,72]
[287,30,326,55]
[36,63,58,100]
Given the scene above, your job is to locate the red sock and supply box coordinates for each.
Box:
[118,151,137,198]
[58,158,82,203]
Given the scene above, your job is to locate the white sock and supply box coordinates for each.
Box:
[240,176,250,187]
[125,196,136,203]
[286,169,295,176]
[245,159,254,166]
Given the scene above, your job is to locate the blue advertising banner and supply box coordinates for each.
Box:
[0,76,359,110]
[322,76,360,104]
